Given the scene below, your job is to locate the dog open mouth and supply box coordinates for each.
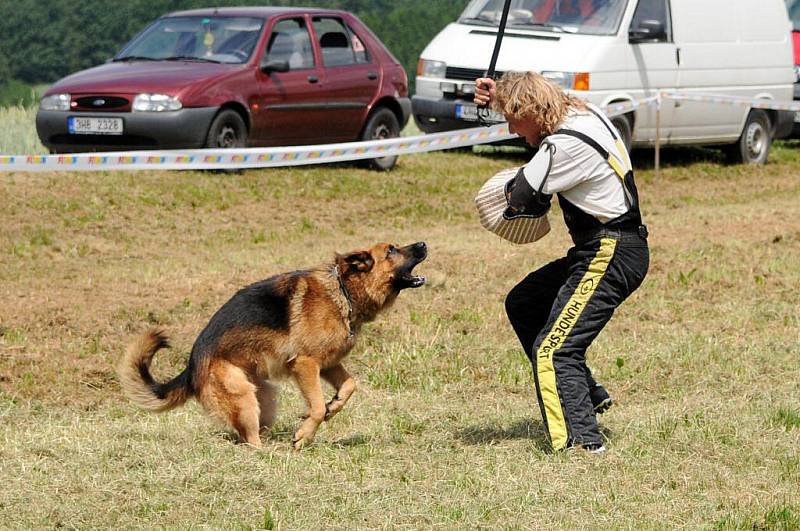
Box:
[396,241,428,289]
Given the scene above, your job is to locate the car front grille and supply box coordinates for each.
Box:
[73,96,130,112]
[445,67,505,81]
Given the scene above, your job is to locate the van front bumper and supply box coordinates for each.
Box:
[36,107,219,153]
[411,96,485,134]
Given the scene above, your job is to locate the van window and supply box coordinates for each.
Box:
[459,0,629,36]
[265,18,315,70]
[788,0,800,31]
[629,0,672,42]
[313,17,361,66]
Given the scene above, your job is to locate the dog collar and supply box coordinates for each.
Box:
[333,265,355,337]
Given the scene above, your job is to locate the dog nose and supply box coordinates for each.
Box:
[413,241,427,257]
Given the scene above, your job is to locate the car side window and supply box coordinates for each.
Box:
[312,17,359,67]
[265,18,314,70]
[629,0,672,42]
[346,25,371,64]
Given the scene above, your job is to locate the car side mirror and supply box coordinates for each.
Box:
[260,59,290,73]
[629,19,667,43]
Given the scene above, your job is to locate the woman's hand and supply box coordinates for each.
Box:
[474,77,496,107]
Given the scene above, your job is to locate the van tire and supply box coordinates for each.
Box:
[205,109,248,149]
[611,114,633,153]
[726,109,772,165]
[361,107,400,171]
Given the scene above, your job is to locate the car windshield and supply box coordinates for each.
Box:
[786,0,800,31]
[116,16,264,64]
[459,0,628,35]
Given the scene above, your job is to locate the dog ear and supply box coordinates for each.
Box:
[339,250,374,273]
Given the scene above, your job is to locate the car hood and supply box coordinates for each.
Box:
[46,61,243,95]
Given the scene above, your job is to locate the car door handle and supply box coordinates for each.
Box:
[367,71,378,80]
[307,75,319,84]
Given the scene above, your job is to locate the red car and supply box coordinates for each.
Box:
[35,7,410,170]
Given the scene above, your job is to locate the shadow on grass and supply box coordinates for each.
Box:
[454,418,550,450]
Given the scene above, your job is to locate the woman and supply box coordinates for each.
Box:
[474,72,649,453]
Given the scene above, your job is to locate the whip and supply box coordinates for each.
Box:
[478,0,513,126]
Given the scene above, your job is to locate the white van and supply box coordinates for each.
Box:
[412,0,795,163]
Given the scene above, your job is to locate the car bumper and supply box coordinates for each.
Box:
[398,96,412,128]
[411,96,485,134]
[36,107,219,153]
[790,82,800,138]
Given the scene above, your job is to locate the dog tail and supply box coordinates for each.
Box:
[117,328,192,412]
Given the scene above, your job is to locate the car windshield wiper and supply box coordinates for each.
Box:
[163,56,222,63]
[459,16,497,26]
[514,21,569,32]
[113,56,158,62]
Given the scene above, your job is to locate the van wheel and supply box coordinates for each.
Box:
[361,107,400,171]
[726,109,772,165]
[205,109,248,149]
[611,114,633,154]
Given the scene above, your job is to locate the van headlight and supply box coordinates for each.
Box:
[417,59,447,79]
[542,71,590,91]
[40,94,71,111]
[133,94,182,112]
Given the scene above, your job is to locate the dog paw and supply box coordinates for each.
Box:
[324,400,343,421]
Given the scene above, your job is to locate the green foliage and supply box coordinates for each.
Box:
[0,0,466,92]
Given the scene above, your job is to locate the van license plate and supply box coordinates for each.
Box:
[455,103,479,121]
[68,116,123,135]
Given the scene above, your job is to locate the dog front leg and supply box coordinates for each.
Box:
[290,357,326,450]
[321,363,356,421]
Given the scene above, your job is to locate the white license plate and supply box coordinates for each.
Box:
[455,103,504,123]
[68,116,123,135]
[455,103,479,121]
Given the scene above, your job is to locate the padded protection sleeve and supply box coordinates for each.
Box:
[504,167,553,219]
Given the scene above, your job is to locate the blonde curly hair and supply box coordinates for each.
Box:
[492,71,586,136]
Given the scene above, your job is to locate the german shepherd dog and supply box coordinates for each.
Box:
[117,242,427,449]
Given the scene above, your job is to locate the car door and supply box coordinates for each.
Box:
[310,15,380,142]
[252,16,328,146]
[626,0,679,143]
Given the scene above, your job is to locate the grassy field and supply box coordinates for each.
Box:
[1,132,800,529]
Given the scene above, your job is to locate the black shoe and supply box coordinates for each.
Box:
[590,384,613,414]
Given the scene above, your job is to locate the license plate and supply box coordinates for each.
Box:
[794,111,800,123]
[455,103,479,121]
[68,116,123,135]
[455,103,504,123]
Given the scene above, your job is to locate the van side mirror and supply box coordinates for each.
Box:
[629,19,667,43]
[260,59,290,73]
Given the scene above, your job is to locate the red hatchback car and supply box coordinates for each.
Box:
[36,7,411,169]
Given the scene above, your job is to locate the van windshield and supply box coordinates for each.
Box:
[459,0,628,35]
[116,16,265,64]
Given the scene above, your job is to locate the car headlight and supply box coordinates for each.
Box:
[40,94,71,111]
[417,59,447,79]
[133,94,182,112]
[541,71,590,91]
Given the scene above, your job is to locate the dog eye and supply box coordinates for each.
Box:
[387,246,397,257]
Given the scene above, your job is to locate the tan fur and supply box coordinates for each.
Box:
[117,242,425,449]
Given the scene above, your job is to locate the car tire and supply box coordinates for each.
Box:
[205,109,248,149]
[725,109,772,165]
[611,113,633,154]
[361,107,400,171]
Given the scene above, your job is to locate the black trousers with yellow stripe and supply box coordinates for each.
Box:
[505,230,649,449]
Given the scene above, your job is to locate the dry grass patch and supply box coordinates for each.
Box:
[1,144,800,528]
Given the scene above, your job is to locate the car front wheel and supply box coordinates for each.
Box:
[361,107,400,171]
[205,109,248,149]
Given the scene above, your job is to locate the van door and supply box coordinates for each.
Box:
[253,16,329,146]
[627,0,679,143]
[669,0,746,142]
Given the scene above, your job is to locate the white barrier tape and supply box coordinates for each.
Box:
[662,91,800,112]
[0,124,515,173]
[604,96,659,118]
[4,91,792,173]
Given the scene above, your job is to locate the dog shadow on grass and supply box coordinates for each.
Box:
[454,419,615,452]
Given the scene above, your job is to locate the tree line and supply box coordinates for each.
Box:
[0,0,467,105]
